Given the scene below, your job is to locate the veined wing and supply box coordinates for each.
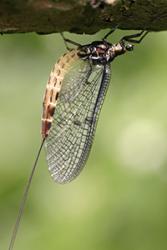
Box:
[45,56,111,183]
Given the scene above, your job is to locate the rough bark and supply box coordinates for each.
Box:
[0,0,167,34]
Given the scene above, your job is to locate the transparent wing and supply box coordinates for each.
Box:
[45,58,111,183]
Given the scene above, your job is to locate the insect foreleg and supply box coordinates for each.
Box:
[121,30,149,44]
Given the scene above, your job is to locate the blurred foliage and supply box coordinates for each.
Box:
[0,30,167,250]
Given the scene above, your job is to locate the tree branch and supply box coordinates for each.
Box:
[0,0,167,34]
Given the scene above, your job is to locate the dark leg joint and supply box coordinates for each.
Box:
[121,31,149,44]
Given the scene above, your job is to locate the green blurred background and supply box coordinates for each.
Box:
[0,30,167,250]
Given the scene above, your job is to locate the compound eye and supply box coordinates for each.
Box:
[126,44,134,51]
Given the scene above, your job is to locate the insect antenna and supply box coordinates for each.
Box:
[8,138,46,250]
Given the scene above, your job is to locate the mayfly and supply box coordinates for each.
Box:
[8,30,148,249]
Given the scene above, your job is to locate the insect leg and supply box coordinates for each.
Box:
[121,30,149,44]
[103,25,119,40]
[60,33,82,50]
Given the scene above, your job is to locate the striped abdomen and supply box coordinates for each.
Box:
[42,49,78,138]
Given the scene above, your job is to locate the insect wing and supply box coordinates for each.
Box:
[45,57,111,183]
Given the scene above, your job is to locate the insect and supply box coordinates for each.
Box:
[8,29,148,250]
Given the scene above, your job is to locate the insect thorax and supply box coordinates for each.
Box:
[78,41,128,65]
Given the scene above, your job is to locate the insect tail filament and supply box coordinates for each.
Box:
[8,138,45,250]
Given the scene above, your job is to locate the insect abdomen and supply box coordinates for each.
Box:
[42,50,78,138]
